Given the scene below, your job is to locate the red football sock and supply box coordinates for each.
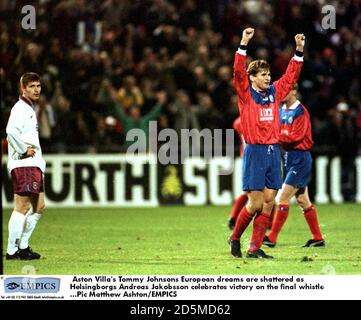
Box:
[229,194,248,219]
[267,204,290,243]
[249,213,271,251]
[303,205,323,240]
[231,207,253,240]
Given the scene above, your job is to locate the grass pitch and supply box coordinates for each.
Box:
[2,204,361,275]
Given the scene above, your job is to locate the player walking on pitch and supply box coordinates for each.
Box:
[263,84,325,248]
[5,72,46,260]
[229,28,305,258]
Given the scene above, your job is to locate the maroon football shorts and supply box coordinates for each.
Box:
[11,167,44,195]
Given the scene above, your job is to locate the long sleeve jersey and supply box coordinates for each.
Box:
[233,117,246,157]
[233,48,303,144]
[279,100,314,150]
[6,96,46,173]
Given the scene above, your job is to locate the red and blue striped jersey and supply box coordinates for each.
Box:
[233,49,303,145]
[279,100,313,150]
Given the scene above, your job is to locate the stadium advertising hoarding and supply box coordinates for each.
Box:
[2,154,361,207]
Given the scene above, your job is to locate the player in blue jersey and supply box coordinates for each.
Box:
[263,83,325,248]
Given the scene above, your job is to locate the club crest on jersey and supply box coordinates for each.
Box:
[269,95,274,102]
[288,117,293,124]
[260,108,273,121]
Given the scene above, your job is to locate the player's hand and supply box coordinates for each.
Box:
[295,34,305,51]
[241,28,255,45]
[21,146,36,159]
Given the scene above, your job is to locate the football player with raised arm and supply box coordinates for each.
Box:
[229,28,305,258]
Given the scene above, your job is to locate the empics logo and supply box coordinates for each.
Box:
[4,277,60,294]
[6,282,20,290]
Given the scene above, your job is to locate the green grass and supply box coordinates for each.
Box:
[2,204,361,275]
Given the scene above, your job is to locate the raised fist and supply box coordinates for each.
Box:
[241,28,255,45]
[295,34,305,49]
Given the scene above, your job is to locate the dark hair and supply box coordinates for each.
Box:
[247,60,270,76]
[20,72,41,87]
[291,83,298,91]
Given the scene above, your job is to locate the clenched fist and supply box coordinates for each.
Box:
[295,34,305,51]
[241,28,255,45]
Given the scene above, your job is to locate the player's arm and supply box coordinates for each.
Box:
[6,107,35,158]
[280,110,308,144]
[233,28,254,105]
[233,117,242,137]
[274,34,305,102]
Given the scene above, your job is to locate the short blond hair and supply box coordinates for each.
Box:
[247,60,270,76]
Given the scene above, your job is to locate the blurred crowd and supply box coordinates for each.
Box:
[1,0,361,162]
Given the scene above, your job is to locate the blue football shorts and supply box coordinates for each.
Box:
[242,144,282,191]
[283,150,312,189]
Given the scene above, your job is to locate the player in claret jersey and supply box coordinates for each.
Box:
[229,28,305,259]
[263,84,325,248]
[5,72,46,260]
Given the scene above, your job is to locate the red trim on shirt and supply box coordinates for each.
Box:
[20,95,34,107]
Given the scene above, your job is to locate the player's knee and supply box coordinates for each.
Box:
[247,200,263,213]
[262,200,274,213]
[15,202,31,214]
[296,198,309,210]
[16,205,30,214]
[263,198,275,206]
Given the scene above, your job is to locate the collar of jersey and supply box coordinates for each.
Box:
[19,96,35,108]
[281,99,300,110]
[250,85,275,106]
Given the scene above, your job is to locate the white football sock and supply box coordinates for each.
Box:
[19,212,42,250]
[7,211,26,255]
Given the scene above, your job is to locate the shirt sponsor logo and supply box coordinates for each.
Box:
[260,108,273,121]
